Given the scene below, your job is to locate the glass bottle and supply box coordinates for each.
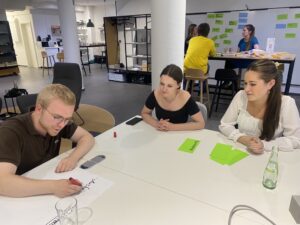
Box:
[262,146,279,189]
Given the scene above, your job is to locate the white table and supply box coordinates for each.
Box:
[1,119,299,225]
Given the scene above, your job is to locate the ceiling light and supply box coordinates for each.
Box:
[86,19,94,27]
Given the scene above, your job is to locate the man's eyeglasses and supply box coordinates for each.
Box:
[44,108,73,125]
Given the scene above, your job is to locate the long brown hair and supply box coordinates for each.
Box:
[247,60,282,141]
[244,24,255,51]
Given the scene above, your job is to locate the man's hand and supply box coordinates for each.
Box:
[55,156,78,173]
[52,179,82,197]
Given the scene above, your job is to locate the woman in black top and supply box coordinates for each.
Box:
[141,64,205,131]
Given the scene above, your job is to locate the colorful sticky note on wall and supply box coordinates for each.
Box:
[239,12,248,18]
[212,35,218,41]
[216,13,224,18]
[239,18,247,23]
[225,28,233,33]
[287,23,298,28]
[277,14,288,20]
[295,13,300,19]
[223,40,231,45]
[215,20,224,25]
[212,27,220,32]
[229,21,237,26]
[276,24,286,29]
[219,33,228,39]
[285,33,296,39]
[207,14,216,19]
[238,24,244,29]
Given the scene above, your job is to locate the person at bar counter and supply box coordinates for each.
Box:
[219,59,300,154]
[237,24,260,52]
[141,64,205,131]
[184,23,216,74]
[184,23,197,55]
[0,84,95,197]
[225,24,260,70]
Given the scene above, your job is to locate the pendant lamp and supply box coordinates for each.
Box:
[86,19,94,27]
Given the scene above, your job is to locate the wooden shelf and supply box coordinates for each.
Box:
[0,66,19,76]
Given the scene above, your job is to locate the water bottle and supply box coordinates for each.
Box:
[262,146,279,189]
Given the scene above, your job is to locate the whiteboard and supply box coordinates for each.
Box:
[186,8,300,93]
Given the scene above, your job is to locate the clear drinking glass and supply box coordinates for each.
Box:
[55,197,78,225]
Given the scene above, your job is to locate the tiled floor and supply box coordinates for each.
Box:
[1,64,299,131]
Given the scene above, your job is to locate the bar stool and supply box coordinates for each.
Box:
[209,68,239,118]
[56,52,64,62]
[41,51,55,77]
[185,68,210,110]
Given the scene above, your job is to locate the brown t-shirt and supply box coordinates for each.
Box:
[0,113,77,175]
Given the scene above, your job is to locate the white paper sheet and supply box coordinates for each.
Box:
[0,168,113,225]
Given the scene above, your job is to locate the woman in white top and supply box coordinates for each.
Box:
[219,59,300,154]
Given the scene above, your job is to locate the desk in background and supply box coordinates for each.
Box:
[1,120,299,224]
[80,43,106,72]
[209,53,296,95]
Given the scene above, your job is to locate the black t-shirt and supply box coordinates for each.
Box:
[145,91,199,124]
[0,113,77,175]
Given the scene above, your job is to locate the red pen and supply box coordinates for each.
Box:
[69,177,82,186]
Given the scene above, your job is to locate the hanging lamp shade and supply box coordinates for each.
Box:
[86,19,94,27]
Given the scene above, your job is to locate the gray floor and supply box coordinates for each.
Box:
[1,64,299,131]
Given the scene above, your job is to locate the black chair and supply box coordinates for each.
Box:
[209,68,239,118]
[16,94,38,113]
[53,62,84,125]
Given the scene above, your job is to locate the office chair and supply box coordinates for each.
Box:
[53,62,84,125]
[16,94,38,113]
[209,68,239,118]
[196,101,207,122]
[60,104,115,154]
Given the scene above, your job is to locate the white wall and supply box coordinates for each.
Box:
[31,9,61,42]
[116,0,150,16]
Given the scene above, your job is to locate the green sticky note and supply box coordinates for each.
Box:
[212,27,220,32]
[219,33,227,39]
[210,143,233,164]
[216,13,224,18]
[285,33,296,38]
[229,20,237,26]
[210,143,248,165]
[225,28,233,33]
[227,149,249,165]
[223,40,231,45]
[287,23,298,28]
[178,138,200,153]
[215,20,224,25]
[295,13,300,19]
[211,35,218,41]
[207,14,215,19]
[277,14,288,20]
[215,43,220,48]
